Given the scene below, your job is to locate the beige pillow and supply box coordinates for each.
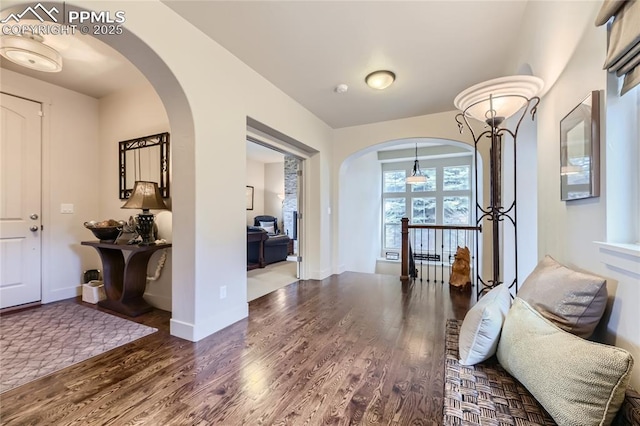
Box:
[497,298,633,426]
[518,255,607,338]
[458,284,512,365]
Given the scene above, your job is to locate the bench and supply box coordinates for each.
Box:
[444,319,640,425]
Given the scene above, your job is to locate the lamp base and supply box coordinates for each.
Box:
[136,212,156,246]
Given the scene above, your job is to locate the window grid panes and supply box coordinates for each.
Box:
[384,197,405,249]
[383,170,406,193]
[443,165,470,190]
[443,196,470,225]
[381,156,473,254]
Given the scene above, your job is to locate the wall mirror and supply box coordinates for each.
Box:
[560,91,600,201]
[119,132,170,199]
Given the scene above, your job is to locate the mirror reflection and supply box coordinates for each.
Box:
[119,132,170,199]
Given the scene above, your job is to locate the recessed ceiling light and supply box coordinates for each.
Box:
[0,33,62,72]
[365,70,395,90]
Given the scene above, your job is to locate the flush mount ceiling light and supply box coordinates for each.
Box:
[365,70,395,90]
[406,143,427,185]
[0,33,62,72]
[454,75,543,126]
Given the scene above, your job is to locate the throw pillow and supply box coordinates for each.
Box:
[497,298,633,426]
[458,284,512,365]
[517,255,607,338]
[259,221,276,235]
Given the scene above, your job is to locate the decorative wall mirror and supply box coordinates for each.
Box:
[560,91,600,201]
[119,132,170,199]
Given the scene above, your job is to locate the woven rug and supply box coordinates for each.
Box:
[444,319,555,426]
[0,303,157,393]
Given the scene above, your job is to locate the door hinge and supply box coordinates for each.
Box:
[38,110,44,117]
[297,213,302,220]
[297,170,302,176]
[296,256,302,262]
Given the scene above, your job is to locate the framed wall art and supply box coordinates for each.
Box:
[560,90,601,201]
[246,186,254,210]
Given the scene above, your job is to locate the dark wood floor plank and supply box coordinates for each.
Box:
[0,272,470,425]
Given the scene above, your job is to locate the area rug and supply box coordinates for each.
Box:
[0,303,157,393]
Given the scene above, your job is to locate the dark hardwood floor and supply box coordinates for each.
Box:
[0,272,470,425]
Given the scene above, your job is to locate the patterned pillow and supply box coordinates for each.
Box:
[517,255,607,338]
[497,298,633,426]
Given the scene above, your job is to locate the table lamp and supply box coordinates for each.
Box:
[121,181,168,245]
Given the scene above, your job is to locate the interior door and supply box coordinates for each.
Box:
[296,159,303,279]
[0,93,42,309]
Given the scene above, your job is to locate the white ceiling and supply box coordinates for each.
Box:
[0,20,148,98]
[163,1,529,128]
[247,140,286,164]
[1,2,530,128]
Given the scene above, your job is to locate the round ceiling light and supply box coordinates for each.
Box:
[365,70,395,90]
[0,34,62,73]
[454,75,543,124]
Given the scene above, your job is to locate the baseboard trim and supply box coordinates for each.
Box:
[170,303,249,342]
[0,301,41,315]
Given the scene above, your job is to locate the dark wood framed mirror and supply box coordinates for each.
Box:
[560,91,600,201]
[119,132,170,200]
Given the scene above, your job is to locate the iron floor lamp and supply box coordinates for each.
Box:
[454,75,543,297]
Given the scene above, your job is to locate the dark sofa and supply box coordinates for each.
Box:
[248,215,291,266]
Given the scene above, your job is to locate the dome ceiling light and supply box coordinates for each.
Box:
[0,33,63,73]
[365,70,395,90]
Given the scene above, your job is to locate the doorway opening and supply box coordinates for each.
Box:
[245,130,306,302]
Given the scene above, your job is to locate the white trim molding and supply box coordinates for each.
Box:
[594,241,640,278]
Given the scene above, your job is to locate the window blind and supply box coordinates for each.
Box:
[596,0,640,95]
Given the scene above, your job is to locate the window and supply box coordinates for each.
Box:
[381,156,473,256]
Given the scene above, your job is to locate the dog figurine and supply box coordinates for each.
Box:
[450,246,471,291]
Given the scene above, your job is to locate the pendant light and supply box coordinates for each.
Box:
[406,144,426,185]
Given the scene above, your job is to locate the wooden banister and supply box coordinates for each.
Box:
[400,217,481,285]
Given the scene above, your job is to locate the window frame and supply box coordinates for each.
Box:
[381,155,473,256]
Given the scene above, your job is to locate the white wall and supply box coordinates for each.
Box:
[98,83,172,310]
[246,158,265,225]
[264,162,285,227]
[0,69,100,303]
[332,113,494,278]
[513,1,640,389]
[339,151,381,273]
[77,0,334,341]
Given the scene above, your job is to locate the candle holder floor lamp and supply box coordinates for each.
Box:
[454,76,543,297]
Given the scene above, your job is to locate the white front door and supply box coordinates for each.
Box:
[0,93,42,309]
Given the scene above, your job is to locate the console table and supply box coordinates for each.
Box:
[81,241,171,317]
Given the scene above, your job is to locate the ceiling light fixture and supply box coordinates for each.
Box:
[365,70,395,90]
[0,33,62,73]
[406,143,427,185]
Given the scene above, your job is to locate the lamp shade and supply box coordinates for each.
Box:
[406,175,427,184]
[121,181,168,210]
[454,76,543,124]
[365,70,396,90]
[0,34,62,72]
